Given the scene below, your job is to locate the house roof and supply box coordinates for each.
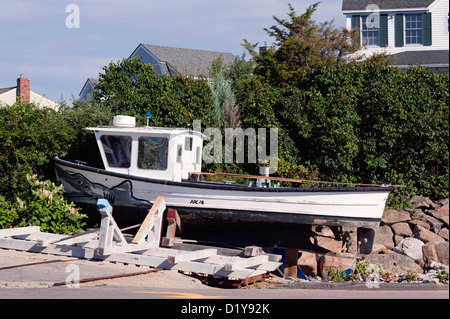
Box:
[342,0,435,11]
[139,44,235,78]
[0,86,15,95]
[389,50,449,66]
[79,78,99,97]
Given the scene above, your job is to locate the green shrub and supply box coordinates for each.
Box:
[236,64,449,204]
[0,175,86,234]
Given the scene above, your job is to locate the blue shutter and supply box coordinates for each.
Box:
[352,15,361,44]
[424,12,432,46]
[395,14,404,47]
[380,14,388,47]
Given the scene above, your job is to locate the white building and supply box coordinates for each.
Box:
[343,0,449,72]
[0,75,59,109]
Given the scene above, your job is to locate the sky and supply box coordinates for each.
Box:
[0,0,345,105]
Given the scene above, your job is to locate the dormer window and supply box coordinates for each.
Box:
[396,12,432,47]
[405,14,424,44]
[352,14,388,47]
[361,15,380,46]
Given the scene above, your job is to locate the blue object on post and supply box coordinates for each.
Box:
[145,111,151,127]
[97,199,112,212]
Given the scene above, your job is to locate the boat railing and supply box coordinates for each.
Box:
[188,171,406,188]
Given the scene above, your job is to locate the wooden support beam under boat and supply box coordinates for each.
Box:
[284,248,299,278]
[132,196,165,246]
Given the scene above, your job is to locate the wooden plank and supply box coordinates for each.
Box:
[284,248,298,278]
[165,208,182,238]
[227,269,268,280]
[0,237,282,279]
[189,171,406,188]
[49,229,99,246]
[0,226,40,238]
[132,196,165,245]
[0,238,100,260]
[14,232,67,243]
[168,248,217,264]
[97,200,128,255]
[224,255,269,271]
[244,246,263,257]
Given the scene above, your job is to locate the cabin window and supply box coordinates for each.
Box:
[184,137,193,151]
[138,137,168,170]
[100,135,132,168]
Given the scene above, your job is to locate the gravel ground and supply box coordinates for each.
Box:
[0,249,215,290]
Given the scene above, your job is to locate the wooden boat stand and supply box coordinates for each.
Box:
[0,197,282,284]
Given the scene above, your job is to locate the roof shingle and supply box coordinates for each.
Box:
[389,50,449,66]
[140,44,235,78]
[342,0,435,11]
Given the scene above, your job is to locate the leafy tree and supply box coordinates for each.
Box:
[208,56,241,128]
[243,2,361,87]
[92,57,215,128]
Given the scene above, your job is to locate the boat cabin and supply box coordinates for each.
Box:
[86,115,204,181]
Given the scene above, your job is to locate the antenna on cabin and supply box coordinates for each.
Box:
[145,111,151,127]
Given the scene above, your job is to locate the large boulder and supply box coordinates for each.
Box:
[411,196,434,210]
[427,203,449,227]
[316,236,343,254]
[391,222,413,238]
[318,253,356,277]
[373,225,395,248]
[369,254,423,275]
[382,209,411,225]
[413,225,445,243]
[412,211,443,232]
[422,241,449,266]
[438,228,449,241]
[298,251,318,276]
[393,237,425,260]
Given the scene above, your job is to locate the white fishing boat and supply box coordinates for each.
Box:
[54,115,394,252]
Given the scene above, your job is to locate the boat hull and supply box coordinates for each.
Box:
[54,158,391,233]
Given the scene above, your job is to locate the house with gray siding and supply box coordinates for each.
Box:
[342,0,449,72]
[80,44,235,100]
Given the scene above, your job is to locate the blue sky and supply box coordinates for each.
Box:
[0,0,345,105]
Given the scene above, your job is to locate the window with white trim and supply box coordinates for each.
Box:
[361,15,380,46]
[405,14,423,44]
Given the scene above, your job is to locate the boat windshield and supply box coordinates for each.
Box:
[138,136,168,170]
[100,135,132,168]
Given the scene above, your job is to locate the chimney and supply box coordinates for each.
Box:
[17,74,30,103]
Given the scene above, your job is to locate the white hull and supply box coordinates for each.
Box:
[54,158,391,229]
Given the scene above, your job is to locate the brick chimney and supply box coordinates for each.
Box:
[17,75,30,103]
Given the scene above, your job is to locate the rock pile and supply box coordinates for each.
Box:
[297,196,449,284]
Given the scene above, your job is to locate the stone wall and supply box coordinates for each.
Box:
[297,196,449,283]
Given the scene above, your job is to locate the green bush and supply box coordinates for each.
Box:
[0,175,86,234]
[0,102,111,233]
[0,102,112,200]
[237,63,449,204]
